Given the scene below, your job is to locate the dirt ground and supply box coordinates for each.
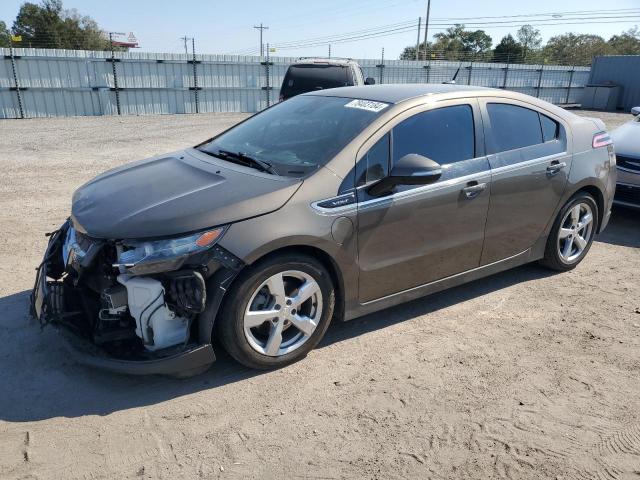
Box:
[0,109,639,480]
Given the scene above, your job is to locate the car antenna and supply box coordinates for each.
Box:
[442,64,461,84]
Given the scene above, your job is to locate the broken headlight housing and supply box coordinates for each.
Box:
[115,226,227,275]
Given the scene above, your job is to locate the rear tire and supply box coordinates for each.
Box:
[539,192,598,271]
[217,253,335,369]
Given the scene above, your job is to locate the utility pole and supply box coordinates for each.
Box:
[423,0,431,61]
[328,44,331,58]
[180,36,191,55]
[415,17,422,61]
[253,23,269,60]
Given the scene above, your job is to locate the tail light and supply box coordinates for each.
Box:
[592,132,612,148]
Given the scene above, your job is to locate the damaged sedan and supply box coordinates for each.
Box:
[32,84,616,375]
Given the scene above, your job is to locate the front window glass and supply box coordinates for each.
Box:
[357,134,390,186]
[198,96,388,177]
[392,105,475,165]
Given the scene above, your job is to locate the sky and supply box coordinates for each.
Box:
[1,0,639,59]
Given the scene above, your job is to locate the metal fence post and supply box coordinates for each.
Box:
[376,48,385,84]
[502,54,510,89]
[192,38,199,113]
[108,33,121,115]
[536,65,544,98]
[260,44,273,109]
[467,61,473,85]
[8,42,25,118]
[265,44,271,107]
[565,67,575,105]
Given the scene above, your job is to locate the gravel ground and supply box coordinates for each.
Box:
[0,110,639,480]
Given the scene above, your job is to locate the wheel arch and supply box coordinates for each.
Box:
[244,244,346,324]
[572,184,606,233]
[202,243,347,344]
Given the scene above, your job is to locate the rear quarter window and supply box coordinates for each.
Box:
[540,114,559,142]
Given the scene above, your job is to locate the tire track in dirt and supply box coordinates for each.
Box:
[566,423,640,480]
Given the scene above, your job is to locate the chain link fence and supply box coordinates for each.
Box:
[0,48,590,119]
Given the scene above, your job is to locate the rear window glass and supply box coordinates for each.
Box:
[487,103,543,152]
[284,65,352,92]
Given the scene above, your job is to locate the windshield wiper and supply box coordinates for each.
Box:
[213,149,279,175]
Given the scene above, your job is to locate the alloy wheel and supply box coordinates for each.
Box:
[243,270,323,357]
[557,202,594,263]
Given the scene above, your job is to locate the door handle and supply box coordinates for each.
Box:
[546,161,567,176]
[462,181,487,199]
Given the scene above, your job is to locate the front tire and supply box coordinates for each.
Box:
[217,253,335,369]
[539,192,598,271]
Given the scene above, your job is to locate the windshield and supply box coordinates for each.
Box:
[198,95,389,177]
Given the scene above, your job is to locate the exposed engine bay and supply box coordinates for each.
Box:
[31,219,243,372]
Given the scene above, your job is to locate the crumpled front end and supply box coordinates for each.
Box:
[30,219,243,376]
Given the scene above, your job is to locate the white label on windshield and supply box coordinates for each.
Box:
[344,99,388,113]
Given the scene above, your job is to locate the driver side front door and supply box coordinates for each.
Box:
[356,101,491,303]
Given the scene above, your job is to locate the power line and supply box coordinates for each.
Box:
[228,9,640,54]
[431,7,640,21]
[266,19,640,52]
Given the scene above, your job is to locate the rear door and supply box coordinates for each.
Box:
[356,100,491,303]
[479,99,572,264]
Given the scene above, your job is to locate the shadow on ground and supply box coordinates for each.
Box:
[596,205,640,248]
[0,207,634,423]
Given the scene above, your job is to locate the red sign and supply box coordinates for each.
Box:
[111,32,139,48]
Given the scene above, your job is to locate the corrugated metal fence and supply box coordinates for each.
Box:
[0,48,591,119]
[588,55,640,112]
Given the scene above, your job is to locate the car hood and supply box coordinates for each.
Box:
[71,148,302,239]
[611,119,640,157]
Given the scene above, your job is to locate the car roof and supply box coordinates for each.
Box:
[292,57,359,66]
[304,83,492,104]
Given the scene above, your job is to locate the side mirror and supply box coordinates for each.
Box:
[631,106,640,116]
[368,154,442,196]
[364,77,376,85]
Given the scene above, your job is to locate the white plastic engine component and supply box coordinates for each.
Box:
[117,275,189,351]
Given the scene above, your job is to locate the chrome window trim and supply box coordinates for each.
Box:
[489,151,567,176]
[356,170,491,212]
[311,152,567,215]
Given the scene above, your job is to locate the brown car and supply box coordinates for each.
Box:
[32,84,616,375]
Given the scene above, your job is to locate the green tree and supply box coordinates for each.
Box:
[607,27,640,55]
[399,42,434,60]
[431,24,492,60]
[493,34,524,63]
[11,0,114,50]
[516,25,542,62]
[542,33,609,66]
[0,20,10,47]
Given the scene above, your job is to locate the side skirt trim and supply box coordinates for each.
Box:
[345,247,541,321]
